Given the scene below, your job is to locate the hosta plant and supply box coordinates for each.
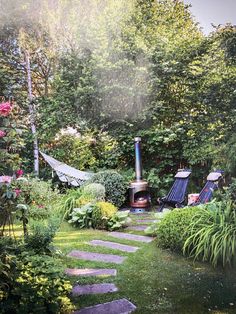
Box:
[69,203,96,229]
[107,210,131,231]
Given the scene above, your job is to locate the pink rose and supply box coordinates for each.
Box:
[16,169,24,178]
[0,102,12,117]
[0,130,6,138]
[0,176,12,184]
[14,189,22,197]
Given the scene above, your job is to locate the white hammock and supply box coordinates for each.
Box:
[40,152,93,187]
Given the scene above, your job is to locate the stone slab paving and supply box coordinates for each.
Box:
[65,268,117,277]
[74,298,137,314]
[108,232,154,243]
[72,283,118,296]
[136,219,157,223]
[89,240,139,253]
[127,225,149,231]
[68,250,127,264]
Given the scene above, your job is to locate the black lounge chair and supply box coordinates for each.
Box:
[157,169,192,212]
[191,170,224,205]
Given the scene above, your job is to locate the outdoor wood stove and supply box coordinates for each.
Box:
[129,137,150,211]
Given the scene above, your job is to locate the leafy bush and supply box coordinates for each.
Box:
[82,183,105,201]
[89,170,127,207]
[183,201,236,268]
[0,236,74,313]
[48,133,98,171]
[2,254,74,314]
[226,178,236,201]
[96,201,117,218]
[16,177,61,220]
[25,218,60,254]
[93,201,118,229]
[0,237,18,303]
[156,206,200,252]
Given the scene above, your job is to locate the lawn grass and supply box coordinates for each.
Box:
[54,221,236,314]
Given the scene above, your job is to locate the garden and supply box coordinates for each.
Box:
[1,0,236,313]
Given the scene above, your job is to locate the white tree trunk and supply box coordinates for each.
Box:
[25,51,39,176]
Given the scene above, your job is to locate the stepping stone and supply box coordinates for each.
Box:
[130,212,151,215]
[89,240,139,253]
[127,225,148,231]
[74,298,136,314]
[68,250,126,264]
[72,283,118,296]
[65,268,117,277]
[136,219,157,223]
[108,232,154,243]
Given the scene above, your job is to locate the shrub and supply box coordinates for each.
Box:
[89,170,127,207]
[156,206,200,252]
[82,183,105,201]
[16,177,61,220]
[0,236,74,314]
[96,201,117,218]
[3,254,74,314]
[25,218,60,254]
[93,201,118,229]
[226,178,236,201]
[183,201,236,268]
[0,237,18,303]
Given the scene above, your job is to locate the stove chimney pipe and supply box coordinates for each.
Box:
[134,137,142,181]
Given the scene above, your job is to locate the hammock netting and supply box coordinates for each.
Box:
[40,152,93,187]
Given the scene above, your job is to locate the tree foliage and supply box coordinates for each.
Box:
[0,0,235,183]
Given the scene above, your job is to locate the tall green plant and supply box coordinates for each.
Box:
[56,188,82,220]
[183,201,236,268]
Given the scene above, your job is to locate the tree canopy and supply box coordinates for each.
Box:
[0,0,235,184]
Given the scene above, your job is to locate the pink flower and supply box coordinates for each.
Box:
[38,204,45,208]
[0,102,12,117]
[16,169,24,178]
[14,189,22,197]
[0,176,12,184]
[0,130,6,138]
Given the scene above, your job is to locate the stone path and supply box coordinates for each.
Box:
[65,268,117,277]
[72,283,118,296]
[89,240,139,252]
[108,231,154,243]
[136,219,157,223]
[74,298,137,314]
[127,225,149,231]
[67,211,156,313]
[68,250,127,264]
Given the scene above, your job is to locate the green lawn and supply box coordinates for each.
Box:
[54,221,236,314]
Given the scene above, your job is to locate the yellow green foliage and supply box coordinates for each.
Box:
[76,195,94,206]
[96,201,117,218]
